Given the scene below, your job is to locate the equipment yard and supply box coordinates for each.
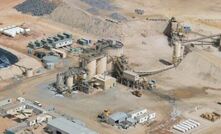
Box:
[0,0,221,134]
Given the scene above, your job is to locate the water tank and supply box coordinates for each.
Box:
[96,56,107,75]
[86,59,96,79]
[66,76,73,90]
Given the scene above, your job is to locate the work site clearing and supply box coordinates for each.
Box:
[0,0,221,134]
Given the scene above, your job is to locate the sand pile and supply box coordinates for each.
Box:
[48,3,122,39]
[177,50,221,83]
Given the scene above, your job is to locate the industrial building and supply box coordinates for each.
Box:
[47,117,98,134]
[28,32,73,49]
[77,38,92,45]
[102,108,156,129]
[42,55,61,69]
[0,102,26,116]
[123,70,140,82]
[5,122,28,134]
[0,25,30,37]
[108,112,128,126]
[93,74,116,90]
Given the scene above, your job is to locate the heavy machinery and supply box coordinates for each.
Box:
[131,90,142,97]
[200,112,220,122]
[97,109,111,122]
[147,80,157,90]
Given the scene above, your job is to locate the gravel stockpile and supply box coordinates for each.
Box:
[110,12,127,22]
[48,4,122,39]
[14,0,58,16]
[0,48,18,68]
[81,0,116,10]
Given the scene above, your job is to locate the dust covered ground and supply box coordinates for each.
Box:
[0,0,221,134]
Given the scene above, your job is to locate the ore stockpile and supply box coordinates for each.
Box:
[0,48,18,68]
[14,0,58,16]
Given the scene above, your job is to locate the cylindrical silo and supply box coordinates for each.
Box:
[86,59,96,79]
[96,56,107,75]
[56,73,64,88]
[174,42,181,58]
[172,41,182,64]
[26,68,33,77]
[66,76,73,90]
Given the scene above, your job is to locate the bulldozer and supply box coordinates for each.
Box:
[97,109,111,122]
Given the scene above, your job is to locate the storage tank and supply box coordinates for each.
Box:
[66,76,73,90]
[56,73,64,88]
[174,42,181,58]
[86,59,96,79]
[172,41,182,64]
[26,68,33,77]
[96,56,107,75]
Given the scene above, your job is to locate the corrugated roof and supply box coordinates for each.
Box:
[47,117,97,134]
[109,112,128,121]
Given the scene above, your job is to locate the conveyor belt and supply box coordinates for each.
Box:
[136,65,175,77]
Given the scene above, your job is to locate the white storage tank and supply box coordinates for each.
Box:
[96,56,107,75]
[66,76,73,90]
[26,68,34,77]
[174,42,181,58]
[56,73,64,88]
[172,41,182,64]
[87,59,96,79]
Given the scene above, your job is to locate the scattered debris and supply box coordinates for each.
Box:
[135,9,144,15]
[131,90,142,97]
[201,112,220,122]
